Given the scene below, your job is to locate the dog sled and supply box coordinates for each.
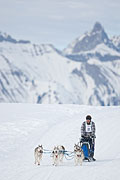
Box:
[80,138,96,162]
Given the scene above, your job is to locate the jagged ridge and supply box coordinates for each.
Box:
[0,23,120,105]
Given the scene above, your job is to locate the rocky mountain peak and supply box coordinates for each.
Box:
[92,22,104,33]
[63,22,116,54]
[0,31,30,44]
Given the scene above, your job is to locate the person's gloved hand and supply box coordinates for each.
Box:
[81,135,85,138]
[89,135,93,139]
[91,135,96,138]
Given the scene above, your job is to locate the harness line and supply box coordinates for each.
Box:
[43,148,75,160]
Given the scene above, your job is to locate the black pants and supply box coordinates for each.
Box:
[81,137,95,157]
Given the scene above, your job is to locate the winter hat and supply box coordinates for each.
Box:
[86,115,92,120]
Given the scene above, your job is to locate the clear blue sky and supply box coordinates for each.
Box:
[0,0,120,50]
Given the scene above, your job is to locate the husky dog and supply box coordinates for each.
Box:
[34,145,43,165]
[57,145,65,163]
[52,145,65,166]
[52,146,60,166]
[74,144,84,166]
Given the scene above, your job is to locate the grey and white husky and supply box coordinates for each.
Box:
[52,145,65,166]
[34,145,43,165]
[74,144,84,166]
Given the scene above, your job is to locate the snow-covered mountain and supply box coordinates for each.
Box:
[0,23,120,105]
[0,104,120,180]
[111,35,120,51]
[63,22,120,60]
[0,31,30,44]
[64,22,114,53]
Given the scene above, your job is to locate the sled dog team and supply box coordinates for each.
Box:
[34,144,84,166]
[34,115,96,166]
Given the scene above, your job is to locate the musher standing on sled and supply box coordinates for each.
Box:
[81,115,96,161]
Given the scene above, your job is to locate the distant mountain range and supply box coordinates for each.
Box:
[0,31,30,44]
[0,22,120,105]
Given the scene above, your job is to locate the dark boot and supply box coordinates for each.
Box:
[92,157,96,161]
[90,151,96,161]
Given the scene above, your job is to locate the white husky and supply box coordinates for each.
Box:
[74,144,84,166]
[34,145,43,165]
[52,145,65,166]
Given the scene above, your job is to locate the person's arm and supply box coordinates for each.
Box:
[81,122,85,137]
[92,122,96,138]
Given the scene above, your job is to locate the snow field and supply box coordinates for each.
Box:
[0,104,120,180]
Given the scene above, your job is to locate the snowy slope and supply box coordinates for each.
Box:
[111,35,120,51]
[0,41,120,105]
[0,104,120,180]
[0,41,81,104]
